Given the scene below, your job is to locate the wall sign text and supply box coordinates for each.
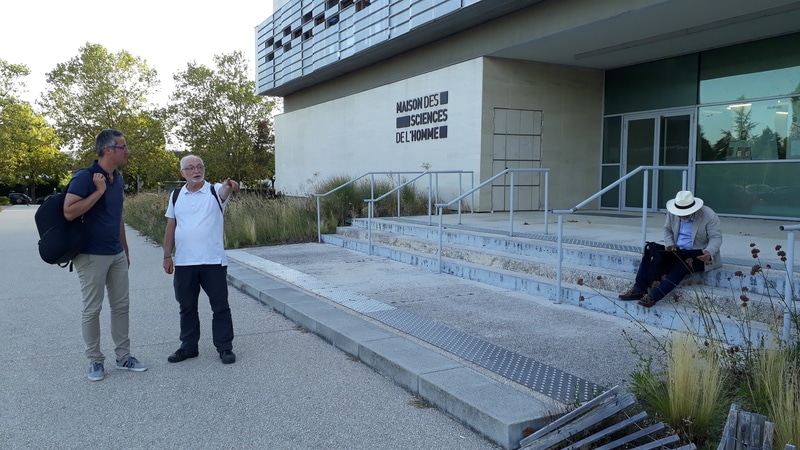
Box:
[395,91,449,143]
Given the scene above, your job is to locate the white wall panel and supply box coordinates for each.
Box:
[275,59,484,198]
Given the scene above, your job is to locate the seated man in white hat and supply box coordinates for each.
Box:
[618,190,723,308]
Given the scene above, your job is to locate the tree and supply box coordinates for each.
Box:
[169,51,278,188]
[38,43,176,190]
[0,102,71,195]
[731,105,758,142]
[0,59,30,105]
[0,60,70,197]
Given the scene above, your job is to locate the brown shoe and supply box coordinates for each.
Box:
[619,289,645,301]
[638,295,657,308]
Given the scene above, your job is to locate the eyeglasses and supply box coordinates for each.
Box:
[108,145,128,151]
[181,165,205,172]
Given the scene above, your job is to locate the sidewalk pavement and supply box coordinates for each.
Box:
[0,205,500,450]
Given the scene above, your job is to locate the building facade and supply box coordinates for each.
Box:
[256,0,800,218]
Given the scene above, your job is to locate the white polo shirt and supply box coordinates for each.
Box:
[165,181,228,266]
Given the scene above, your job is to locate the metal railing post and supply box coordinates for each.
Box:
[428,173,433,226]
[457,173,463,222]
[367,201,374,255]
[438,207,444,274]
[641,170,649,249]
[470,172,475,215]
[556,213,564,303]
[544,171,549,235]
[395,173,401,217]
[779,224,799,342]
[316,196,322,243]
[509,171,516,237]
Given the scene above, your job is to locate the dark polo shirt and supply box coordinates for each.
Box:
[67,160,125,255]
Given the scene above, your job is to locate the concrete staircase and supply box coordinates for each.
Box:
[321,215,800,347]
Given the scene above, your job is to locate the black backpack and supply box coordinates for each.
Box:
[35,178,88,270]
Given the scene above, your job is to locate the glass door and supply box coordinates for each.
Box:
[622,110,694,211]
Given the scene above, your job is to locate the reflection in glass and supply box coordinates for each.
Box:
[699,33,800,104]
[696,161,800,217]
[697,97,799,161]
[602,116,621,164]
[625,118,655,208]
[600,166,620,208]
[657,115,690,206]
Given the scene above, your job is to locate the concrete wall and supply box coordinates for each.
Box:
[480,58,604,211]
[275,56,604,213]
[275,59,484,198]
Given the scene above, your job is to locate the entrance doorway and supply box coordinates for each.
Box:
[622,110,694,211]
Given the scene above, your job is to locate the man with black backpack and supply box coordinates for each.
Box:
[162,155,239,365]
[63,129,148,381]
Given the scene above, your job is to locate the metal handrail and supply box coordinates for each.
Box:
[778,223,799,342]
[552,166,688,303]
[314,170,475,243]
[363,172,431,254]
[433,168,551,273]
[313,171,425,242]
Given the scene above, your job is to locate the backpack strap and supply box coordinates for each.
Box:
[171,185,223,214]
[209,185,223,214]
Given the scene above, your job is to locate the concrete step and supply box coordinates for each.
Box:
[324,221,793,346]
[347,217,798,298]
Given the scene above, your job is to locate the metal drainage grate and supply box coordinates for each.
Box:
[368,308,599,404]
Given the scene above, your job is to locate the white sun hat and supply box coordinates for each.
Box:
[666,190,704,216]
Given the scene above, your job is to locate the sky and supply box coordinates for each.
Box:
[0,0,275,107]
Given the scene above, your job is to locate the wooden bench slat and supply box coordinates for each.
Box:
[594,422,665,450]
[520,386,622,445]
[717,403,742,450]
[561,411,649,450]
[520,394,636,449]
[631,434,679,450]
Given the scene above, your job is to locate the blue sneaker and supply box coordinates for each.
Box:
[115,356,148,372]
[88,362,104,381]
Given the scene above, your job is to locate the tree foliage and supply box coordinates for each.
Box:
[0,59,71,195]
[37,43,177,190]
[169,51,277,188]
[0,60,30,104]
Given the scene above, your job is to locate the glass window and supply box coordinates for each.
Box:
[600,166,620,208]
[698,96,800,161]
[696,161,800,217]
[700,33,800,104]
[602,116,621,164]
[604,54,698,115]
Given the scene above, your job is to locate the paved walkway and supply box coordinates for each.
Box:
[0,205,499,450]
[4,203,797,449]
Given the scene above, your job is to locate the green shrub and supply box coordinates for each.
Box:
[314,174,432,226]
[623,242,800,448]
[123,191,320,248]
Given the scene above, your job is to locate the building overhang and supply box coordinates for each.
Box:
[260,0,800,97]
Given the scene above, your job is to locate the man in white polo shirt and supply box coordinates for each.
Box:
[162,155,239,364]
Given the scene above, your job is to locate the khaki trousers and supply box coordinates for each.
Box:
[74,252,130,363]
